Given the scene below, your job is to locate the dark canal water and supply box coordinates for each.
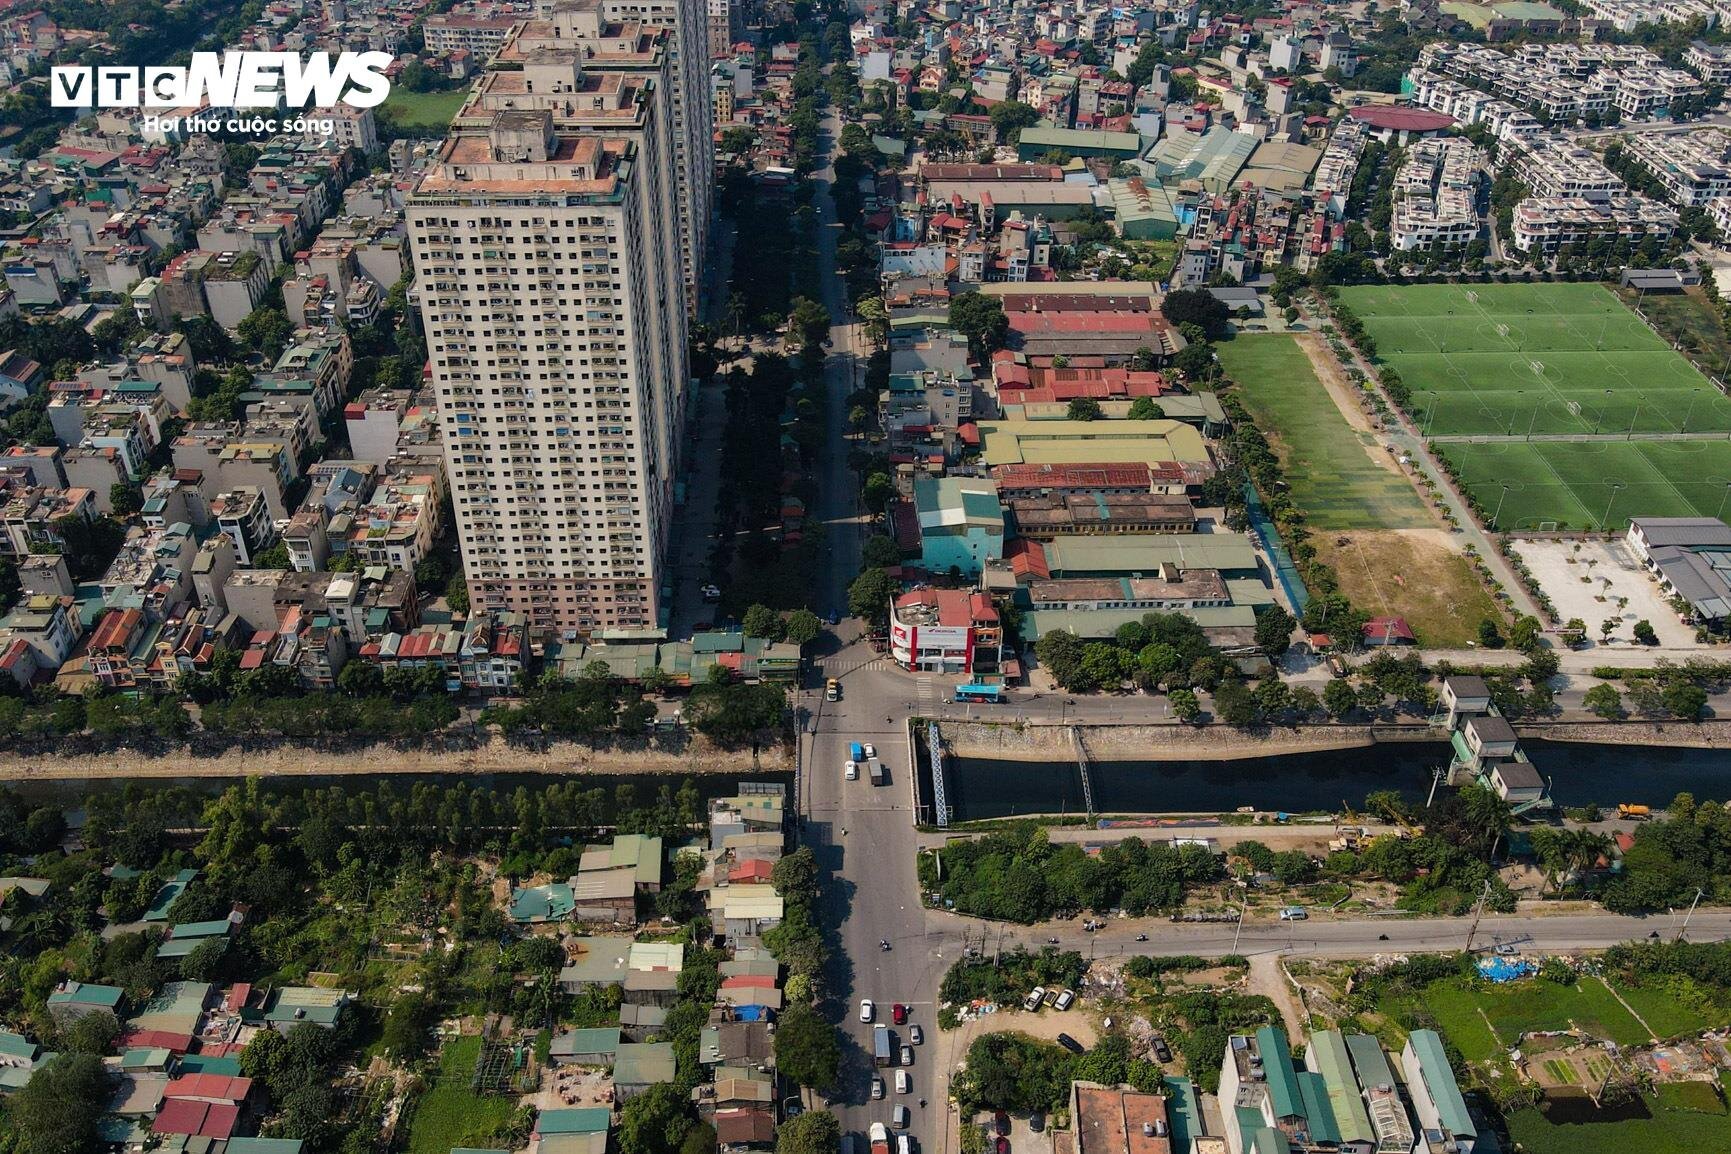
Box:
[942,739,1731,821]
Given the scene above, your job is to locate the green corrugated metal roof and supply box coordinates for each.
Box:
[1345,1033,1397,1088]
[1250,1129,1292,1154]
[538,1107,612,1134]
[1041,534,1260,576]
[1306,1030,1375,1146]
[1163,1077,1199,1153]
[1018,126,1143,153]
[1408,1029,1474,1136]
[553,1028,621,1057]
[1298,1072,1340,1144]
[1256,1026,1303,1120]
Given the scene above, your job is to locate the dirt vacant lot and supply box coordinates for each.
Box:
[1308,528,1502,648]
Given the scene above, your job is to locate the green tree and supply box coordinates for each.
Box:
[1212,679,1259,726]
[1583,683,1623,720]
[1477,618,1504,648]
[1662,681,1708,720]
[774,1002,841,1091]
[235,306,294,361]
[777,1108,841,1154]
[108,482,144,518]
[1633,619,1658,645]
[847,568,898,620]
[1126,396,1166,420]
[784,609,823,647]
[863,472,895,513]
[1254,606,1296,656]
[12,1052,110,1154]
[1172,341,1215,380]
[987,100,1040,143]
[1066,398,1102,421]
[949,293,1010,356]
[381,991,435,1062]
[60,1009,119,1056]
[620,1082,695,1154]
[860,534,902,569]
[1160,289,1230,338]
[1322,678,1357,719]
[742,604,786,641]
[1169,688,1200,723]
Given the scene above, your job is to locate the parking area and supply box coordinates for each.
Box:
[1507,537,1699,648]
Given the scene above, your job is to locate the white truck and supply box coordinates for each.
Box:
[868,757,886,785]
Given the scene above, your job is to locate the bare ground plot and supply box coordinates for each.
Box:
[1507,538,1700,649]
[1308,528,1502,648]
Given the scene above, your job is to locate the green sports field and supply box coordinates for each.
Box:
[1443,439,1731,531]
[1338,283,1731,529]
[1339,283,1731,438]
[1215,335,1431,531]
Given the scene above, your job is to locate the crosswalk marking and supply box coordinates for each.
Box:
[916,677,935,706]
[821,657,892,676]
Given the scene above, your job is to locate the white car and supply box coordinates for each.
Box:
[871,1077,885,1100]
[846,760,859,780]
[1054,989,1075,1011]
[895,1070,911,1094]
[863,743,877,759]
[860,999,875,1023]
[909,1025,923,1045]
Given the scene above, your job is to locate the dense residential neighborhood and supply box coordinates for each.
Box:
[11,0,1731,1151]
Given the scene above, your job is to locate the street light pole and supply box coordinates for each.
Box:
[1677,885,1706,942]
[1602,482,1624,532]
[1492,484,1511,530]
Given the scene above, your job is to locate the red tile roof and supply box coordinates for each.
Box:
[1347,105,1456,132]
[153,1099,241,1138]
[1004,538,1050,580]
[166,1073,253,1102]
[123,1028,195,1053]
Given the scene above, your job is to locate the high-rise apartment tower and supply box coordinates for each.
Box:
[406,5,690,635]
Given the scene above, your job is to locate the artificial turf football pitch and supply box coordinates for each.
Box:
[1338,283,1731,529]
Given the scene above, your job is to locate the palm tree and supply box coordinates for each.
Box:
[1463,782,1513,858]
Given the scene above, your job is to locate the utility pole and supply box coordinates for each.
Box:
[1677,886,1706,942]
[1463,878,1493,953]
[1232,893,1249,954]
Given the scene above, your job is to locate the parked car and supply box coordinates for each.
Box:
[863,743,877,759]
[909,1025,923,1045]
[994,1112,1011,1137]
[845,760,859,780]
[1151,1035,1173,1063]
[1022,987,1046,1011]
[1029,1113,1045,1134]
[1279,906,1308,921]
[1055,1033,1084,1055]
[895,1070,911,1095]
[860,999,875,1023]
[900,1045,914,1066]
[1054,989,1075,1011]
[701,584,722,602]
[892,1105,910,1129]
[892,1003,908,1025]
[871,1077,884,1100]
[995,1138,1009,1154]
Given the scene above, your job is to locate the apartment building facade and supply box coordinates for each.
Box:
[408,9,688,636]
